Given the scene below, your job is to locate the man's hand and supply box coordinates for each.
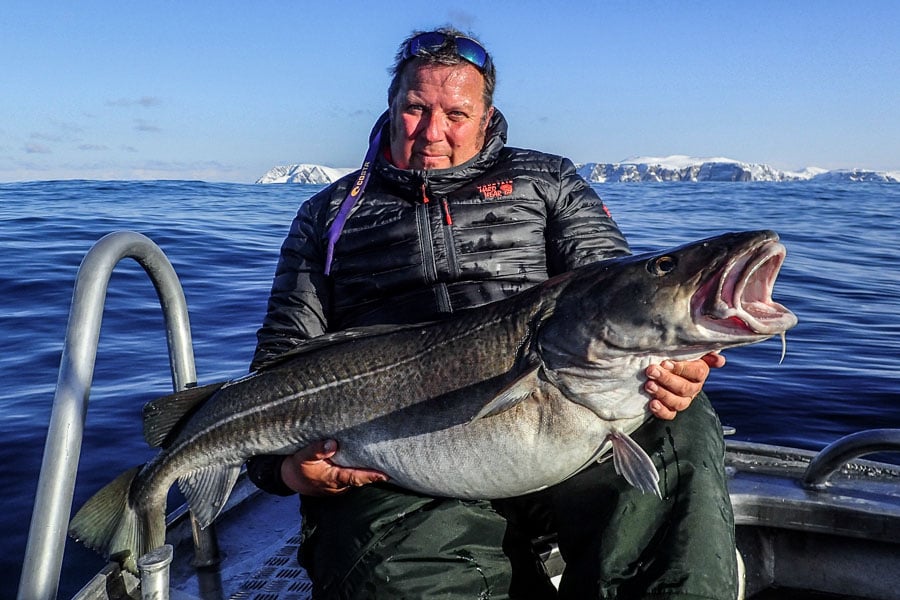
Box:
[280,439,389,496]
[644,353,726,420]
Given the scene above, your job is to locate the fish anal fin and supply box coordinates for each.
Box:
[143,382,225,448]
[178,464,242,529]
[470,367,540,421]
[608,430,662,498]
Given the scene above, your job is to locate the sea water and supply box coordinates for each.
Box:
[1,180,898,597]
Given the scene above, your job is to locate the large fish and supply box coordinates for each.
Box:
[70,230,797,571]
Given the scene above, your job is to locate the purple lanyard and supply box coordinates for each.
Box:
[324,127,382,275]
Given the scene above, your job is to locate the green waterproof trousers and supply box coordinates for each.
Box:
[297,392,737,599]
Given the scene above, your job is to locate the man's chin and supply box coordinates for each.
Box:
[414,156,452,170]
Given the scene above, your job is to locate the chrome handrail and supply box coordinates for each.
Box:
[19,231,198,600]
[802,428,900,488]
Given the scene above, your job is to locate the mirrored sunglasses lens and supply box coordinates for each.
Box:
[408,32,448,56]
[454,37,488,68]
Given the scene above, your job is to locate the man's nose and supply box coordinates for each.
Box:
[419,112,446,142]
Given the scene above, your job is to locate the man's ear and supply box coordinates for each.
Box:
[484,106,495,131]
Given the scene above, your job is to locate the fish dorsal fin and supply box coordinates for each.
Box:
[142,382,226,448]
[177,464,242,529]
[607,430,661,498]
[470,366,541,421]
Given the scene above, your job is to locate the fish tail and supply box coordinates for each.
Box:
[68,466,166,573]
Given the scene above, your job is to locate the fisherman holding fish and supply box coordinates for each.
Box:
[248,27,735,600]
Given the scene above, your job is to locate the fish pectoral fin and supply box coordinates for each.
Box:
[470,367,540,421]
[143,382,226,448]
[608,430,662,499]
[177,464,242,529]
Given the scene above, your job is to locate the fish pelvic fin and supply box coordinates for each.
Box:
[608,430,662,499]
[178,464,242,529]
[68,466,166,573]
[143,381,226,448]
[469,366,541,421]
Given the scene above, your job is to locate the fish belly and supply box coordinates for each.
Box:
[333,391,644,499]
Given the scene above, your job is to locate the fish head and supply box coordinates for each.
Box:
[539,230,798,369]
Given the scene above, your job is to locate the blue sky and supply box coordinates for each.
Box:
[2,1,898,183]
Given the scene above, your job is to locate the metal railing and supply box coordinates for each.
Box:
[19,231,201,599]
[802,428,900,487]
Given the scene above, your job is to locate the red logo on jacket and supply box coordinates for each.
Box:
[478,180,514,199]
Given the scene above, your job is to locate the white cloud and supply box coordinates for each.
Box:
[134,119,161,133]
[107,96,163,108]
[30,132,63,142]
[23,142,52,154]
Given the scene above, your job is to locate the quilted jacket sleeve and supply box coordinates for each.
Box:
[545,157,631,275]
[247,188,338,495]
[251,188,333,371]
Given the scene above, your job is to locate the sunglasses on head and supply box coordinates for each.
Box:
[403,32,492,71]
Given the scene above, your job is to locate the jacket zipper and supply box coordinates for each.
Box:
[439,197,460,280]
[417,181,438,283]
[440,198,453,226]
[418,179,451,312]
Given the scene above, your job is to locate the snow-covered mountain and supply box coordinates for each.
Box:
[257,157,898,184]
[577,156,898,183]
[256,164,355,184]
[802,168,900,183]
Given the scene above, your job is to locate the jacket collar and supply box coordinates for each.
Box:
[370,108,509,194]
[322,109,508,274]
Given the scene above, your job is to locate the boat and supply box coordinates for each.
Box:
[18,232,900,600]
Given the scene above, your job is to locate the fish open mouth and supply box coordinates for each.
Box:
[694,239,798,338]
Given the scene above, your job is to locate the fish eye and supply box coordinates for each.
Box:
[647,255,677,276]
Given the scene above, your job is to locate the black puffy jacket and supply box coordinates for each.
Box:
[252,110,629,369]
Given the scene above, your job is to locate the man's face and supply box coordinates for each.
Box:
[389,62,494,171]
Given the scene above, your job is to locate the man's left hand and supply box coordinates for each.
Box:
[645,353,726,420]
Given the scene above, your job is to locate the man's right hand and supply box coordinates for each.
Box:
[280,439,389,496]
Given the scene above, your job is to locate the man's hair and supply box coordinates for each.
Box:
[388,26,496,110]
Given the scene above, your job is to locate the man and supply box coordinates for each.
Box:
[249,27,736,599]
